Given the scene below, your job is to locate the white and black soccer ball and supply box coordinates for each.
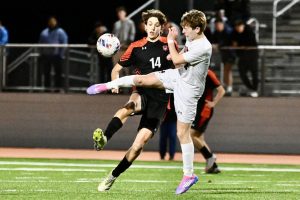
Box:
[96,33,120,57]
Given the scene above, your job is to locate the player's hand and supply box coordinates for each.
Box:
[205,100,215,108]
[167,27,178,40]
[166,54,172,60]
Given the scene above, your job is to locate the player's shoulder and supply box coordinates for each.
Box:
[159,36,168,44]
[130,37,148,48]
[207,70,220,83]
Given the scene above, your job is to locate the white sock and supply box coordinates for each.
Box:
[106,75,135,89]
[227,86,232,92]
[181,142,194,176]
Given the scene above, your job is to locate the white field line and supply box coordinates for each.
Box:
[0,168,106,172]
[1,179,300,185]
[0,161,300,172]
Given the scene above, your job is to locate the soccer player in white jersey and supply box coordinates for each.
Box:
[87,9,212,195]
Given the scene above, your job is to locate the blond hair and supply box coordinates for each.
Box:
[180,9,206,34]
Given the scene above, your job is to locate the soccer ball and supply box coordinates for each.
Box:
[96,33,120,57]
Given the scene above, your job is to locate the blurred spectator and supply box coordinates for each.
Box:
[135,20,147,40]
[112,6,136,93]
[232,19,258,97]
[39,16,68,91]
[211,18,235,96]
[209,9,231,34]
[159,95,177,161]
[0,20,9,45]
[88,21,113,83]
[214,0,251,26]
[112,6,135,65]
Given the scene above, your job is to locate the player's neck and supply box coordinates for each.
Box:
[147,36,160,43]
[191,33,204,42]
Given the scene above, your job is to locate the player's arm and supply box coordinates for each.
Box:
[111,63,123,81]
[167,27,187,67]
[110,63,123,93]
[205,85,225,108]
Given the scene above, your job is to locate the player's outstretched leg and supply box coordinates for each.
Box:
[98,171,117,192]
[93,128,107,151]
[175,174,198,195]
[87,75,136,95]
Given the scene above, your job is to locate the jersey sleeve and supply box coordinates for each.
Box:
[118,38,147,67]
[207,70,221,89]
[118,43,135,67]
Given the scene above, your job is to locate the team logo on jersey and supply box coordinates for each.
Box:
[134,68,141,75]
[163,45,168,51]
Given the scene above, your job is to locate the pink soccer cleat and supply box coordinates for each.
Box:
[86,84,108,95]
[175,174,198,195]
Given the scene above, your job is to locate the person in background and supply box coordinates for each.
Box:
[211,18,235,96]
[209,9,231,34]
[112,6,136,94]
[159,95,177,161]
[231,19,258,97]
[39,16,68,92]
[191,69,225,174]
[88,21,113,83]
[0,20,9,45]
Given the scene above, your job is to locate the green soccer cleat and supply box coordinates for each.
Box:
[98,171,117,192]
[93,128,107,151]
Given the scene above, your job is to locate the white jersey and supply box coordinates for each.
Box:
[181,36,212,89]
[154,36,212,123]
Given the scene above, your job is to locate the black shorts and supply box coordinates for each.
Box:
[134,93,168,134]
[191,110,214,133]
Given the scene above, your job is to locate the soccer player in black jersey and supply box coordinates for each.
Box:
[92,9,175,192]
[191,69,225,174]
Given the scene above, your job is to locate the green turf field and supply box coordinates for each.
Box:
[0,158,300,200]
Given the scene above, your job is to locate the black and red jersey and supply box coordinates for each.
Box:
[118,37,175,102]
[197,70,221,111]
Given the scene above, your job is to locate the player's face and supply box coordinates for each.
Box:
[145,17,161,40]
[182,25,200,42]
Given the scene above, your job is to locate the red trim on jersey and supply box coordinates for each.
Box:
[207,70,221,86]
[196,70,221,128]
[159,37,179,50]
[120,38,148,62]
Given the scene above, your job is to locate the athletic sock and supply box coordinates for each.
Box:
[105,117,123,140]
[200,146,213,160]
[226,86,233,93]
[106,75,135,89]
[181,142,194,176]
[112,156,132,177]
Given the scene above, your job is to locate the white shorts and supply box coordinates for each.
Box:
[154,69,203,123]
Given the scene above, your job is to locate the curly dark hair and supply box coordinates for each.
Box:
[141,9,167,26]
